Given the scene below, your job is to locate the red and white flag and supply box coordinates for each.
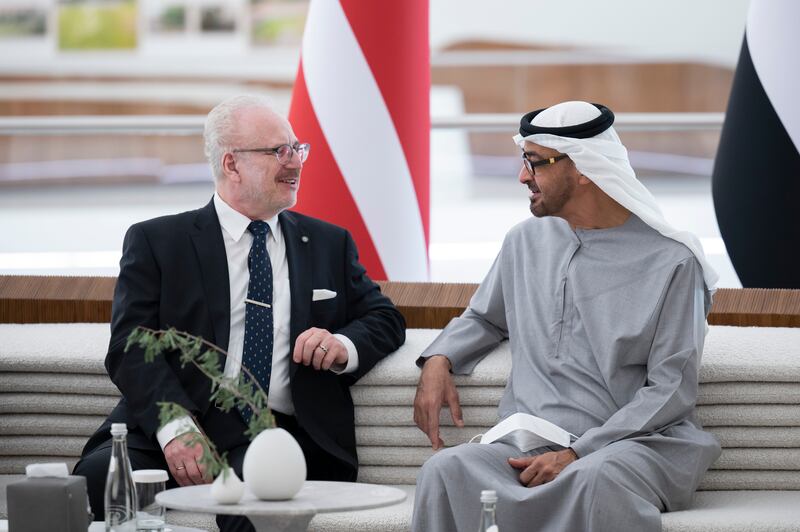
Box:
[289,0,430,281]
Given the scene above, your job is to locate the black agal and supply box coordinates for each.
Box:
[519,103,615,139]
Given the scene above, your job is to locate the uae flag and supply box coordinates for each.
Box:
[712,0,800,288]
[288,0,430,281]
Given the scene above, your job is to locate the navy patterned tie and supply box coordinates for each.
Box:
[240,221,273,424]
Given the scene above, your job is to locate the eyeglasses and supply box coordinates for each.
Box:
[522,152,569,176]
[233,143,311,165]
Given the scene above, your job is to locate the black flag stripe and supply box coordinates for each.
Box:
[712,36,800,288]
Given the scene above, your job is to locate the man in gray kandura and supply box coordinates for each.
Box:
[412,100,721,532]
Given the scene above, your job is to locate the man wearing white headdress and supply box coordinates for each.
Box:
[411,101,721,531]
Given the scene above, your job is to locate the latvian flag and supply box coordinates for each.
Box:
[289,0,430,281]
[712,0,800,288]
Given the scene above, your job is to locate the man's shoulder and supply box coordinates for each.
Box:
[504,216,568,247]
[282,210,348,238]
[128,203,210,239]
[634,220,696,265]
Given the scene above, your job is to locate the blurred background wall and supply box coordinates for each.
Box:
[0,0,751,285]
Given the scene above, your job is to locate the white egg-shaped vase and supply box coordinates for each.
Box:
[242,428,307,500]
[210,467,244,504]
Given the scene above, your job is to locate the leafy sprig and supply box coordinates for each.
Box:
[126,326,276,475]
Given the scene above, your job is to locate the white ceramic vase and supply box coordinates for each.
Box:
[210,467,244,504]
[242,427,307,500]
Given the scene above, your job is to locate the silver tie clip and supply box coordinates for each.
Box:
[245,298,271,309]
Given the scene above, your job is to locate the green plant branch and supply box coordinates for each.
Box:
[139,326,269,409]
[125,326,278,475]
[132,326,275,427]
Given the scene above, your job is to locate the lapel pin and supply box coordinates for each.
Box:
[301,236,309,243]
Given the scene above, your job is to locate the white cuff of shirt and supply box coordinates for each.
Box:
[156,416,200,451]
[329,333,359,374]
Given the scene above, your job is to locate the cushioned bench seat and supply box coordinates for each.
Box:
[2,324,800,531]
[3,477,800,532]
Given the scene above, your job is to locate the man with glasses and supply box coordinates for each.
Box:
[412,101,720,532]
[74,95,405,532]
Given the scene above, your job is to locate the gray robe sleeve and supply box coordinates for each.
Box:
[571,257,708,457]
[417,252,509,374]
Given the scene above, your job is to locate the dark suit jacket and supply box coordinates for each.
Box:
[82,199,405,475]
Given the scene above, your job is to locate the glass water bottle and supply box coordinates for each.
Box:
[104,423,138,531]
[479,489,499,532]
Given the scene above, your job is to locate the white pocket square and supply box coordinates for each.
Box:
[312,289,337,301]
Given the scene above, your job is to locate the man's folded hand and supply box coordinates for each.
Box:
[293,327,348,371]
[164,432,212,486]
[508,448,578,487]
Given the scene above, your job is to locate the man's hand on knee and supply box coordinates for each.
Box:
[413,355,464,450]
[164,432,212,486]
[508,448,578,487]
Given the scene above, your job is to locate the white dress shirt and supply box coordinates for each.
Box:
[156,193,358,449]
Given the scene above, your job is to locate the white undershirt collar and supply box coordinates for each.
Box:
[213,192,280,242]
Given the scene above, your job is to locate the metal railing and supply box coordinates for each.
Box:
[432,113,724,132]
[0,113,725,136]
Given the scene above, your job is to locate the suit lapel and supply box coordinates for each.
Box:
[190,199,231,354]
[280,210,311,378]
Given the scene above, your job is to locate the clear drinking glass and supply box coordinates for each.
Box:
[132,469,168,531]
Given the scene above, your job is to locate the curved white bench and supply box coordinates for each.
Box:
[2,324,800,531]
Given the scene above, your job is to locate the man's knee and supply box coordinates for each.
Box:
[73,442,167,519]
[217,515,256,532]
[558,446,661,511]
[73,446,112,518]
[419,446,464,480]
[552,448,629,506]
[418,443,500,488]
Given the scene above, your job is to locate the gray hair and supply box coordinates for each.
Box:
[204,94,275,182]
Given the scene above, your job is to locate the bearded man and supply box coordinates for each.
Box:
[412,101,720,532]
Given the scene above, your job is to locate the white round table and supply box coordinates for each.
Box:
[156,481,407,532]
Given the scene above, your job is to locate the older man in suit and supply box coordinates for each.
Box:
[73,95,405,531]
